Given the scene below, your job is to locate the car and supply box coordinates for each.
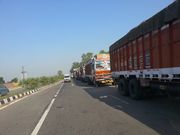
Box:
[64,74,71,82]
[0,85,9,96]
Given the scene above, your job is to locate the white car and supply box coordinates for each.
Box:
[64,74,71,82]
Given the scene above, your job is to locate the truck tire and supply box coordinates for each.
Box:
[93,79,99,87]
[118,79,129,96]
[129,79,143,100]
[87,78,93,85]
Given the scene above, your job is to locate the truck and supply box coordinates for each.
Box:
[72,68,80,80]
[79,65,86,81]
[85,54,113,86]
[109,1,180,99]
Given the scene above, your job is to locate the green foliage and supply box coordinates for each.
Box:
[10,77,18,83]
[70,52,93,72]
[99,50,109,54]
[0,77,5,84]
[57,70,63,77]
[81,52,93,65]
[23,75,62,90]
[24,78,39,89]
[70,62,81,72]
[19,80,23,86]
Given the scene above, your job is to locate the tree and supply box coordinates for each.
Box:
[39,76,49,86]
[99,50,109,54]
[70,52,93,73]
[24,78,39,89]
[81,52,93,65]
[0,77,5,84]
[10,77,18,83]
[70,62,80,72]
[57,70,63,77]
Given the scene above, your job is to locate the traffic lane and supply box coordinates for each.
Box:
[38,81,158,135]
[0,83,62,135]
[81,82,180,135]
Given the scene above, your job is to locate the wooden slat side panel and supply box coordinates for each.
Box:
[115,50,118,71]
[161,25,171,68]
[152,31,160,69]
[133,40,138,70]
[117,48,120,71]
[144,34,151,69]
[119,48,121,71]
[128,42,133,70]
[138,37,144,70]
[124,46,127,71]
[172,20,180,67]
[120,47,124,71]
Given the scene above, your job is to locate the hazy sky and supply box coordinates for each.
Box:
[0,0,173,81]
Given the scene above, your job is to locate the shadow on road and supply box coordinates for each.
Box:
[74,79,180,135]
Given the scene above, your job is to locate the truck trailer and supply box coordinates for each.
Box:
[110,1,180,99]
[85,54,113,86]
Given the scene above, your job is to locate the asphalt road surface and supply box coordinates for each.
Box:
[0,80,180,135]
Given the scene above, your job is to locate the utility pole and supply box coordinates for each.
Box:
[21,66,26,88]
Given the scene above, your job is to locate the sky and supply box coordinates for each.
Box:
[0,0,174,81]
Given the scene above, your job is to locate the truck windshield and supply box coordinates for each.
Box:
[96,61,110,70]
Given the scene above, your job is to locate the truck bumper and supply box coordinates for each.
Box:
[150,81,180,93]
[97,79,113,84]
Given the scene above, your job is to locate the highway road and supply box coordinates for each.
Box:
[0,80,180,135]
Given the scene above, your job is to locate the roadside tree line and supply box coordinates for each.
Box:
[0,77,19,84]
[19,70,64,89]
[0,70,64,90]
[20,75,63,90]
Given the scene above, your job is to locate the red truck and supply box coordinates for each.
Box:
[110,1,180,99]
[85,54,113,86]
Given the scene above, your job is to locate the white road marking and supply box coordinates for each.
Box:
[99,96,108,99]
[31,83,64,135]
[99,95,129,106]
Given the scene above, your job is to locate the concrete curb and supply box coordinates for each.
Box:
[0,81,62,107]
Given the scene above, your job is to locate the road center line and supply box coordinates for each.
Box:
[31,83,64,135]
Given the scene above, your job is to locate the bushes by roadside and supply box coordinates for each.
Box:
[20,75,63,90]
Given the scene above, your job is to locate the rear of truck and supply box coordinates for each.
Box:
[94,60,113,85]
[85,54,113,86]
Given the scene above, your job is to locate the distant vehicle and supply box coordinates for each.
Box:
[64,74,71,82]
[110,1,180,99]
[85,54,113,86]
[0,85,9,96]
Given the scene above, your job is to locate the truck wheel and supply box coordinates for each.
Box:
[118,79,129,96]
[112,79,117,86]
[129,79,143,100]
[93,79,99,87]
[95,82,100,87]
[87,79,92,85]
